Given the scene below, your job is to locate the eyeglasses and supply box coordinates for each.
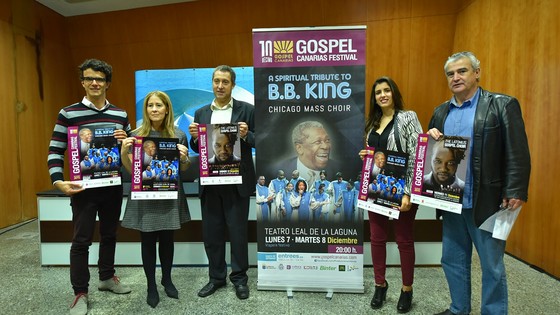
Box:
[81,76,107,83]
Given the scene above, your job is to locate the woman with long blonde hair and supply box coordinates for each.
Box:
[120,91,191,308]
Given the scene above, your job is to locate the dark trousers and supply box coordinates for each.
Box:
[70,185,123,294]
[201,185,249,286]
[368,204,418,286]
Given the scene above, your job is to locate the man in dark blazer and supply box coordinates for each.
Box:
[428,52,530,315]
[188,65,255,300]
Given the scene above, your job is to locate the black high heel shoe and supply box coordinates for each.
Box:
[370,280,388,309]
[146,288,160,308]
[161,280,179,299]
[397,288,413,313]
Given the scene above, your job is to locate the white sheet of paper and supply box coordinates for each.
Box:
[479,206,522,240]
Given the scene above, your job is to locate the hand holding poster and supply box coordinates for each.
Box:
[356,147,408,219]
[410,134,470,213]
[198,123,242,185]
[131,137,179,200]
[67,125,121,188]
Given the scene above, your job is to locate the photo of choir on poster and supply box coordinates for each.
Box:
[67,124,121,188]
[131,137,179,200]
[357,147,408,219]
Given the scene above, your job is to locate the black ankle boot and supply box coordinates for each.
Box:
[397,288,413,313]
[370,280,388,309]
[161,280,178,299]
[147,288,160,308]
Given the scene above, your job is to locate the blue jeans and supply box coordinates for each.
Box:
[441,209,508,315]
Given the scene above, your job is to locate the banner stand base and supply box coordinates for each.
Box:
[287,289,293,299]
[325,290,333,300]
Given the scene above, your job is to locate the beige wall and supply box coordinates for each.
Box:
[1,0,74,226]
[1,0,557,277]
[453,0,560,278]
[0,1,21,226]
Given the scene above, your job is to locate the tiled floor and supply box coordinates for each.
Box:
[1,220,558,314]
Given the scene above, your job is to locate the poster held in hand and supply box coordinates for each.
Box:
[356,147,409,219]
[198,123,242,185]
[410,134,470,213]
[131,137,179,200]
[67,125,121,188]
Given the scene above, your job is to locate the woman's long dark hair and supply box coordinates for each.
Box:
[364,76,405,136]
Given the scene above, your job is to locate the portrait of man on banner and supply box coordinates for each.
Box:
[272,120,344,185]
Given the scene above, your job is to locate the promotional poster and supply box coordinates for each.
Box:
[197,123,242,185]
[130,137,179,200]
[67,125,121,188]
[253,26,366,293]
[411,134,470,213]
[356,147,408,219]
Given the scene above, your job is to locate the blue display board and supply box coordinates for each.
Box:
[135,67,254,154]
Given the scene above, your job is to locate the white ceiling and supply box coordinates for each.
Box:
[36,0,197,17]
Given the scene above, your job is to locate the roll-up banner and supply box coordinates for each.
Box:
[253,26,366,293]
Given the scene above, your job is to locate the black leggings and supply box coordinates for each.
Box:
[140,230,175,289]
